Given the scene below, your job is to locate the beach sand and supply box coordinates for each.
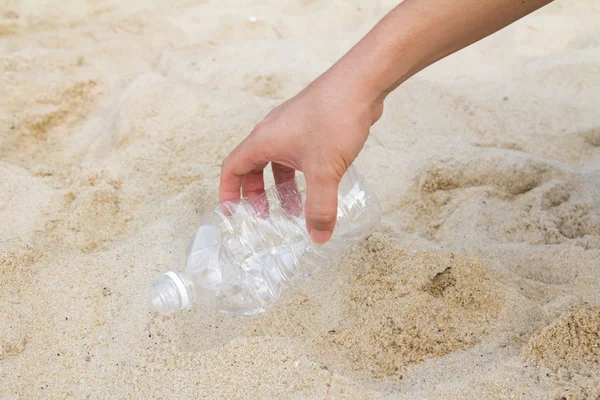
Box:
[1,0,599,398]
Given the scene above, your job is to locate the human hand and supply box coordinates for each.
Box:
[219,69,383,244]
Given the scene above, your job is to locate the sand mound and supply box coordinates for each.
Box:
[524,306,600,400]
[526,306,600,373]
[312,234,506,379]
[398,149,600,249]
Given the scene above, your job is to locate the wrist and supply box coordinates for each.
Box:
[330,3,436,107]
[328,37,417,117]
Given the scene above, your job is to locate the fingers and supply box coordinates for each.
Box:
[242,169,269,218]
[220,162,245,205]
[219,138,267,205]
[272,162,296,185]
[242,169,266,198]
[272,163,301,216]
[304,171,340,244]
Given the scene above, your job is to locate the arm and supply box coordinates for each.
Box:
[332,0,553,105]
[219,0,553,244]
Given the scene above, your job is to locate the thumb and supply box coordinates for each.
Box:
[304,171,340,244]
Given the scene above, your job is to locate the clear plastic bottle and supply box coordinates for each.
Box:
[150,164,381,316]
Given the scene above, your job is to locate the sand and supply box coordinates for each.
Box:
[1,0,599,398]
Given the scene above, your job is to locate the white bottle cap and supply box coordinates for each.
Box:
[165,271,191,309]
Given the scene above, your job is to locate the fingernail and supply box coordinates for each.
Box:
[309,229,332,244]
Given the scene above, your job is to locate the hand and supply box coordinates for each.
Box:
[219,0,551,245]
[219,69,383,244]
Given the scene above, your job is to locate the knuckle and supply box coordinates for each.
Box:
[221,156,233,174]
[251,117,272,138]
[308,156,347,183]
[311,168,341,187]
[254,117,269,131]
[328,157,349,180]
[305,205,337,226]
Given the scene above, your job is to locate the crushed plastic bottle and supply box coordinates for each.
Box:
[150,164,381,316]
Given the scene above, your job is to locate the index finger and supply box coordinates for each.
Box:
[219,138,268,205]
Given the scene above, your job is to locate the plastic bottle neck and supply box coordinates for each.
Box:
[150,271,192,315]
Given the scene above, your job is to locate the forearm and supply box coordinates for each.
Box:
[329,0,554,105]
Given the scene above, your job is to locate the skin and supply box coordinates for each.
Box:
[220,0,554,244]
